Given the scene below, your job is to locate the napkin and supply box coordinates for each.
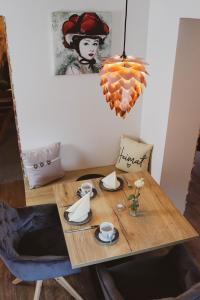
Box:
[66,193,90,222]
[102,171,119,189]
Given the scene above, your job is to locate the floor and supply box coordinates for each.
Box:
[0,260,98,300]
[0,262,99,300]
[0,117,23,183]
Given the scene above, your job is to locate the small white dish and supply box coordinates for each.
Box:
[116,203,125,211]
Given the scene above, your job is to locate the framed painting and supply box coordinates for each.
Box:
[52,11,112,75]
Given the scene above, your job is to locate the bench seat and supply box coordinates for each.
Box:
[25,165,122,206]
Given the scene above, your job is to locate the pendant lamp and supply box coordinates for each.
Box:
[100,0,148,118]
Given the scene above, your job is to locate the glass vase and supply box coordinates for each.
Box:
[129,208,138,217]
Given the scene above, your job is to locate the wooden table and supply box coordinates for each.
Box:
[54,171,198,269]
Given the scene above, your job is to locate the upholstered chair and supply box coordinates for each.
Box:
[96,245,200,300]
[0,201,83,300]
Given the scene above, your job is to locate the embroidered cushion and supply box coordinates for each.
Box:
[22,142,64,189]
[115,136,153,173]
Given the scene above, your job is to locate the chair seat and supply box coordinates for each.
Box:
[17,225,68,257]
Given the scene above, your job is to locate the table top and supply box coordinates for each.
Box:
[54,171,198,269]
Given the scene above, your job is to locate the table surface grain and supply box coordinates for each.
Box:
[54,171,198,269]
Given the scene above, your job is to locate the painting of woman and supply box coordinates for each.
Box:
[52,12,111,75]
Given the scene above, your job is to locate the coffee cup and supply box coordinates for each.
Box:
[99,222,114,241]
[80,182,93,197]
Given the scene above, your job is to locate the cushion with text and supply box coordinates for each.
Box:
[115,136,153,173]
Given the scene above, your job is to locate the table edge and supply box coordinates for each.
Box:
[70,234,199,269]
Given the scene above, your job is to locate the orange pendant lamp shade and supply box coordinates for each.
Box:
[100,55,148,118]
[100,0,148,118]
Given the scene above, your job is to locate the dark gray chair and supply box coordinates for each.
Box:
[96,245,200,300]
[0,201,83,300]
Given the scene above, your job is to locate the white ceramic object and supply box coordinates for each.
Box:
[102,172,118,189]
[80,182,93,196]
[67,193,90,222]
[103,180,120,190]
[99,222,114,241]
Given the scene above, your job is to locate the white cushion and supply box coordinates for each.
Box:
[22,142,64,188]
[115,136,153,172]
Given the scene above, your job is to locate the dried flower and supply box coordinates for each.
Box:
[128,178,144,213]
[134,178,144,189]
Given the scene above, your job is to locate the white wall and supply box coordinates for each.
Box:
[141,1,200,177]
[2,0,200,211]
[0,0,149,170]
[161,19,200,212]
[139,0,200,211]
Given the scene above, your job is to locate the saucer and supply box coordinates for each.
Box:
[94,227,119,245]
[77,188,97,199]
[64,209,92,225]
[99,177,124,192]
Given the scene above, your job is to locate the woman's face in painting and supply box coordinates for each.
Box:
[79,38,100,60]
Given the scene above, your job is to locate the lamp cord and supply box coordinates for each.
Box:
[122,0,128,58]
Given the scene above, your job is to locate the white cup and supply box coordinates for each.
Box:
[80,182,93,196]
[100,222,114,241]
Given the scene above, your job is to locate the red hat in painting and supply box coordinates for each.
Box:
[62,12,109,48]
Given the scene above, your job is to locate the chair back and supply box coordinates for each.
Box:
[0,201,21,260]
[96,245,200,300]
